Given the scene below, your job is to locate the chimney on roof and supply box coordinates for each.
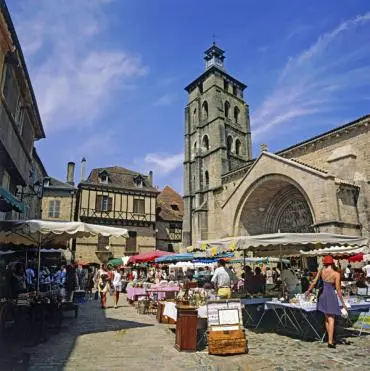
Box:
[67,162,75,185]
[81,157,86,182]
[148,170,153,185]
[260,144,268,153]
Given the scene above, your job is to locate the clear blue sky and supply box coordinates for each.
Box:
[7,0,370,193]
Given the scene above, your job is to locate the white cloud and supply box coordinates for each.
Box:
[286,24,311,41]
[252,12,370,140]
[143,153,183,175]
[11,0,147,132]
[153,93,177,106]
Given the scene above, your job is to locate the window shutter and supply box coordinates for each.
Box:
[48,200,54,218]
[55,200,61,217]
[96,195,102,211]
[139,199,145,214]
[107,197,113,211]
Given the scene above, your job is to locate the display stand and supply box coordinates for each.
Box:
[206,299,248,355]
[174,304,198,352]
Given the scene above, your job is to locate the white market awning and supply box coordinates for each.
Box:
[0,220,129,247]
[187,233,368,258]
[300,245,366,257]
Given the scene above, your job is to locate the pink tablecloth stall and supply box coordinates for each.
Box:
[146,286,179,300]
[126,286,179,301]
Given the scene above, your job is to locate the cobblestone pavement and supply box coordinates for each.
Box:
[25,295,370,371]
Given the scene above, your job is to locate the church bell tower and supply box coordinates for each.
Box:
[182,43,252,246]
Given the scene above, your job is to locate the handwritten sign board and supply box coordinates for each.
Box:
[207,299,243,327]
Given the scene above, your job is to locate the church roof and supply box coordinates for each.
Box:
[156,186,184,222]
[277,114,370,156]
[43,177,76,195]
[81,166,158,193]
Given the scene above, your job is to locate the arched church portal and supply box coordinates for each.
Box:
[238,176,314,235]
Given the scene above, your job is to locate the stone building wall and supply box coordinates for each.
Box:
[75,226,156,263]
[41,195,75,222]
[280,119,369,181]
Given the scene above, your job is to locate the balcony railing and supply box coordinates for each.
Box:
[79,207,155,223]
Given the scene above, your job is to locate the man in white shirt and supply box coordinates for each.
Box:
[211,260,232,299]
[112,268,122,308]
[280,265,300,297]
[363,262,370,278]
[344,264,353,280]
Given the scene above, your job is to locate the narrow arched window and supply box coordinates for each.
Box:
[227,135,233,153]
[224,101,230,118]
[202,135,209,151]
[202,101,208,119]
[234,106,240,123]
[235,139,241,155]
[192,107,197,127]
[205,171,209,189]
[192,141,197,158]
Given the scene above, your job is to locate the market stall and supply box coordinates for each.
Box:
[0,220,129,349]
[255,297,370,341]
[186,232,369,340]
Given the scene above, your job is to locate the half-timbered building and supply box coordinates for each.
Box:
[74,166,159,263]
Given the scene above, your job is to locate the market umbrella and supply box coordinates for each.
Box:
[128,250,173,264]
[0,220,129,291]
[154,253,193,263]
[348,252,365,263]
[107,258,124,267]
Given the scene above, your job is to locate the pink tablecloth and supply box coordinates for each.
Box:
[146,286,179,300]
[126,287,147,301]
[126,286,179,301]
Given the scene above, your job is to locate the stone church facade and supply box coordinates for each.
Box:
[183,44,370,246]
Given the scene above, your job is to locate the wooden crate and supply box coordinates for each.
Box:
[207,328,248,355]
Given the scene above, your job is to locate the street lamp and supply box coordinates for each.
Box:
[17,178,46,200]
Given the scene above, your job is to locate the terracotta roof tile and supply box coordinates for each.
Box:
[156,186,184,222]
[82,166,157,192]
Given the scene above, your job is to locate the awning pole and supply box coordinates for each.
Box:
[243,249,246,295]
[36,233,42,294]
[279,243,283,298]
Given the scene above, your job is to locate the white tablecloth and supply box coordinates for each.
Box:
[162,302,207,321]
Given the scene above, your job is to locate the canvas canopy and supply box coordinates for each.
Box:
[187,233,368,258]
[128,250,173,264]
[300,245,366,257]
[229,257,290,264]
[169,261,215,269]
[0,220,129,247]
[155,253,193,263]
[0,220,129,292]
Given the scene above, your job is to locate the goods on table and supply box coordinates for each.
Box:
[289,293,316,305]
